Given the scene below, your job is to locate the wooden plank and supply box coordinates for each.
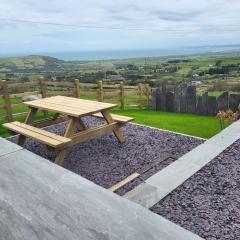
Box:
[24,97,117,117]
[48,99,111,113]
[51,96,115,108]
[10,91,39,98]
[38,96,116,111]
[32,115,67,128]
[104,92,119,97]
[77,91,97,95]
[45,81,74,87]
[3,122,71,148]
[124,90,138,94]
[11,103,25,108]
[124,86,138,89]
[8,81,37,88]
[103,84,119,89]
[80,83,97,87]
[12,112,28,117]
[109,173,140,192]
[92,112,133,123]
[69,122,119,146]
[14,121,71,143]
[25,101,80,117]
[103,99,120,104]
[46,91,73,96]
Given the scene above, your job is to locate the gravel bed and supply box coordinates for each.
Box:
[8,117,203,194]
[151,139,240,240]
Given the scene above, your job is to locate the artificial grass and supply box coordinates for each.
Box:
[112,109,221,139]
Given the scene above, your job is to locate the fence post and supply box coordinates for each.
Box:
[119,81,125,109]
[39,77,47,116]
[98,80,103,102]
[145,84,151,109]
[2,80,13,122]
[138,83,143,109]
[39,77,46,98]
[74,79,80,98]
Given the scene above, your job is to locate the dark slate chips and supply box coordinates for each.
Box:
[151,139,240,240]
[8,117,202,194]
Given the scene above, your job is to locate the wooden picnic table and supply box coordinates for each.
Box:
[3,96,133,165]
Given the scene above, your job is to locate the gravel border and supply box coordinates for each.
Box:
[8,117,203,195]
[151,139,240,240]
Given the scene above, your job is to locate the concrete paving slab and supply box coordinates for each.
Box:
[125,120,240,208]
[0,148,203,240]
[0,137,22,157]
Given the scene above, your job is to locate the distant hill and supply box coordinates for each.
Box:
[0,55,63,72]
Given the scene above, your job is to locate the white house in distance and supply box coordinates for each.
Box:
[191,80,202,86]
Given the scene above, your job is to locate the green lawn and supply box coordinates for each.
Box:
[112,109,221,139]
[0,108,221,139]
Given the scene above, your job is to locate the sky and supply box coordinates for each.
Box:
[0,0,240,55]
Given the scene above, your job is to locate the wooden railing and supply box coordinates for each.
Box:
[0,78,150,122]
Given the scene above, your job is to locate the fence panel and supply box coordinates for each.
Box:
[0,78,150,123]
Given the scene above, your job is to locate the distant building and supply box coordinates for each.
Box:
[191,80,202,86]
[192,73,199,78]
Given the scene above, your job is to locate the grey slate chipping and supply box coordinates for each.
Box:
[125,119,240,210]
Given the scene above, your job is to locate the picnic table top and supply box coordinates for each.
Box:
[24,96,117,117]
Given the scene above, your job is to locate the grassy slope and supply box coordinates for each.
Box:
[112,109,221,139]
[0,56,46,69]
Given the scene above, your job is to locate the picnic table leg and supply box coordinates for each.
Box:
[54,117,76,166]
[76,117,87,131]
[17,107,38,146]
[101,110,125,143]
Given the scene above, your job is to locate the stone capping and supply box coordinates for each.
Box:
[0,137,204,240]
[124,120,240,208]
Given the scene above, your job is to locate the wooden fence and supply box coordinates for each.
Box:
[0,78,150,122]
[151,81,240,116]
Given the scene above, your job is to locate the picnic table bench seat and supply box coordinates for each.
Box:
[3,121,71,148]
[92,113,134,123]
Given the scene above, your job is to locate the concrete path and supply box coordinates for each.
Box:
[124,120,240,208]
[0,138,203,240]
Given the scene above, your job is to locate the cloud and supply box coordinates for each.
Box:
[0,0,239,54]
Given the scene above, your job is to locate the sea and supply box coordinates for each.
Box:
[1,45,240,61]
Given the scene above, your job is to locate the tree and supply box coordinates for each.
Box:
[215,60,223,67]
